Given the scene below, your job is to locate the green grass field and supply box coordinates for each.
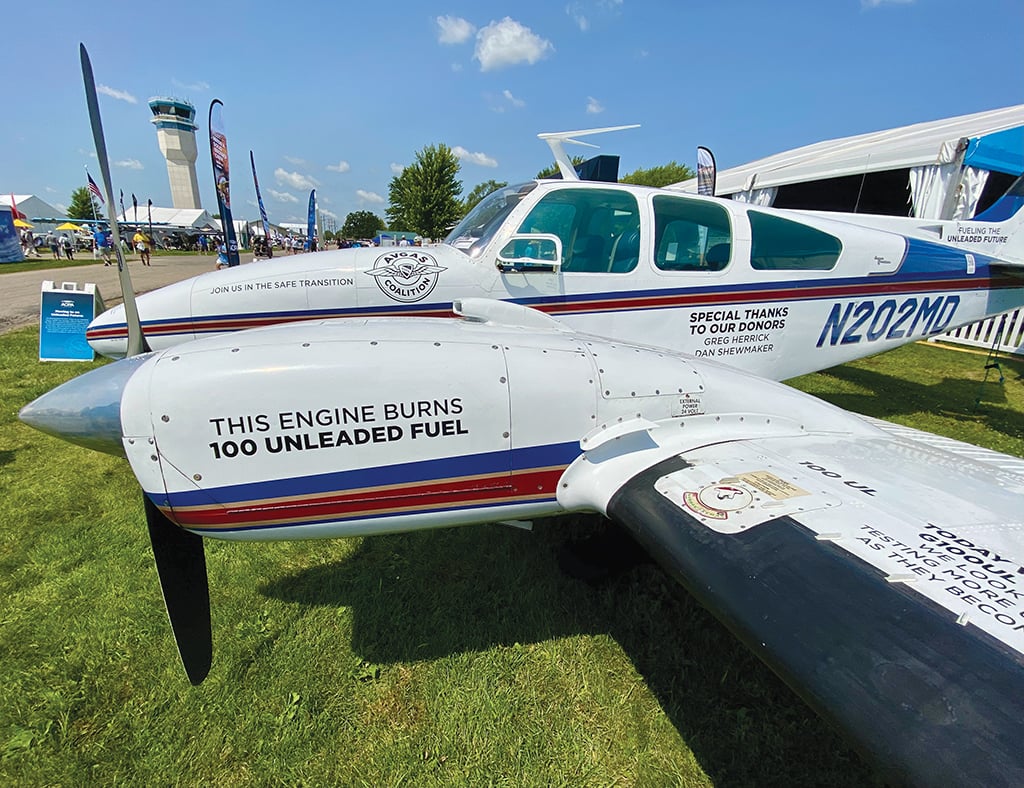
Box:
[1,330,1021,786]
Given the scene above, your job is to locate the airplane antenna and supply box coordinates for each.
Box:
[538,124,640,181]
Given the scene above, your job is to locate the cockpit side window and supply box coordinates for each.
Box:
[652,195,732,272]
[445,182,538,258]
[748,211,842,270]
[516,188,641,273]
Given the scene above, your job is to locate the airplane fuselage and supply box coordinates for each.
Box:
[87,180,1024,380]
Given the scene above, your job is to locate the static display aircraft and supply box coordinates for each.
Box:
[86,129,1024,386]
[20,46,1024,786]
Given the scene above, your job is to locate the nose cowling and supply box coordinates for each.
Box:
[86,303,130,359]
[18,355,152,456]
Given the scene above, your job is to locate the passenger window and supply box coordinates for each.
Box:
[652,195,732,271]
[748,211,841,270]
[517,188,640,273]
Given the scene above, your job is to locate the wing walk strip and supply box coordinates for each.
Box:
[607,453,1024,786]
[84,273,1021,342]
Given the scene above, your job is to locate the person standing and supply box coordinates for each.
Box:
[61,234,74,261]
[46,231,60,259]
[132,228,152,266]
[94,226,112,265]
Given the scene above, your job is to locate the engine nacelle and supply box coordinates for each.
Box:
[114,315,706,540]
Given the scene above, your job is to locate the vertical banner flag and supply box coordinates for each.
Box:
[250,150,272,247]
[147,199,153,249]
[306,189,316,251]
[208,99,240,267]
[119,189,126,221]
[696,146,717,197]
[132,193,138,224]
[9,194,25,220]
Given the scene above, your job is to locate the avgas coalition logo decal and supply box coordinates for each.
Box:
[366,250,446,303]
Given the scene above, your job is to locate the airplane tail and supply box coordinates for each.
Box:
[944,173,1024,266]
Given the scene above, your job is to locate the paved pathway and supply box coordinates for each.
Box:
[0,253,254,334]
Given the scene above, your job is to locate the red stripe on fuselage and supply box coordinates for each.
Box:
[161,467,565,530]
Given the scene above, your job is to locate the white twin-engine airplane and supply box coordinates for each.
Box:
[20,92,1024,786]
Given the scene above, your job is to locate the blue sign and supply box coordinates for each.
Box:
[0,208,24,263]
[39,281,98,361]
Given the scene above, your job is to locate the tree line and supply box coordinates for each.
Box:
[64,146,695,243]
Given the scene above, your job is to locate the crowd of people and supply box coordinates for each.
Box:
[17,225,420,267]
[19,229,79,260]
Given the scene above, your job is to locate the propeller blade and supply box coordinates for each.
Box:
[144,495,212,685]
[80,43,150,357]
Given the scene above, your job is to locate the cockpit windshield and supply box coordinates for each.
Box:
[444,182,537,258]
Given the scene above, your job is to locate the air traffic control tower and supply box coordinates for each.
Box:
[149,97,202,210]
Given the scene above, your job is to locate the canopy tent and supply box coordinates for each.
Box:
[672,105,1024,220]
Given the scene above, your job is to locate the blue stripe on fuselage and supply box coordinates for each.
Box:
[162,440,582,508]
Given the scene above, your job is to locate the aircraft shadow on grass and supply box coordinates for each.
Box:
[808,363,1024,439]
[260,516,880,785]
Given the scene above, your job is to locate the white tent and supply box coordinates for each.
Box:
[0,194,69,235]
[114,205,217,230]
[673,105,1024,220]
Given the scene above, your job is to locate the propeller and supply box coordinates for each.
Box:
[81,43,212,683]
[145,498,212,685]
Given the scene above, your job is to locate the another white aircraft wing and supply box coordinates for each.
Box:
[559,413,1024,786]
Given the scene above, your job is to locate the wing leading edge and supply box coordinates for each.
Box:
[564,420,1024,785]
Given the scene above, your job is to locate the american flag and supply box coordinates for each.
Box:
[87,172,104,204]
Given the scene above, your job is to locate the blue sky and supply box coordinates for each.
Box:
[3,0,1022,226]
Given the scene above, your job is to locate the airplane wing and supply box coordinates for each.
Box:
[559,412,1024,786]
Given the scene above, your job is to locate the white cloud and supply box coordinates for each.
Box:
[452,146,498,168]
[274,168,319,189]
[284,155,307,166]
[451,63,463,72]
[862,0,914,6]
[390,162,405,175]
[45,186,57,193]
[320,208,338,220]
[567,3,589,31]
[98,84,138,104]
[474,18,554,71]
[503,89,525,108]
[113,158,144,170]
[327,161,351,173]
[437,15,476,44]
[269,189,299,203]
[586,96,604,114]
[171,78,210,92]
[357,189,385,204]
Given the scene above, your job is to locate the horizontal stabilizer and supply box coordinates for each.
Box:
[538,124,639,180]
